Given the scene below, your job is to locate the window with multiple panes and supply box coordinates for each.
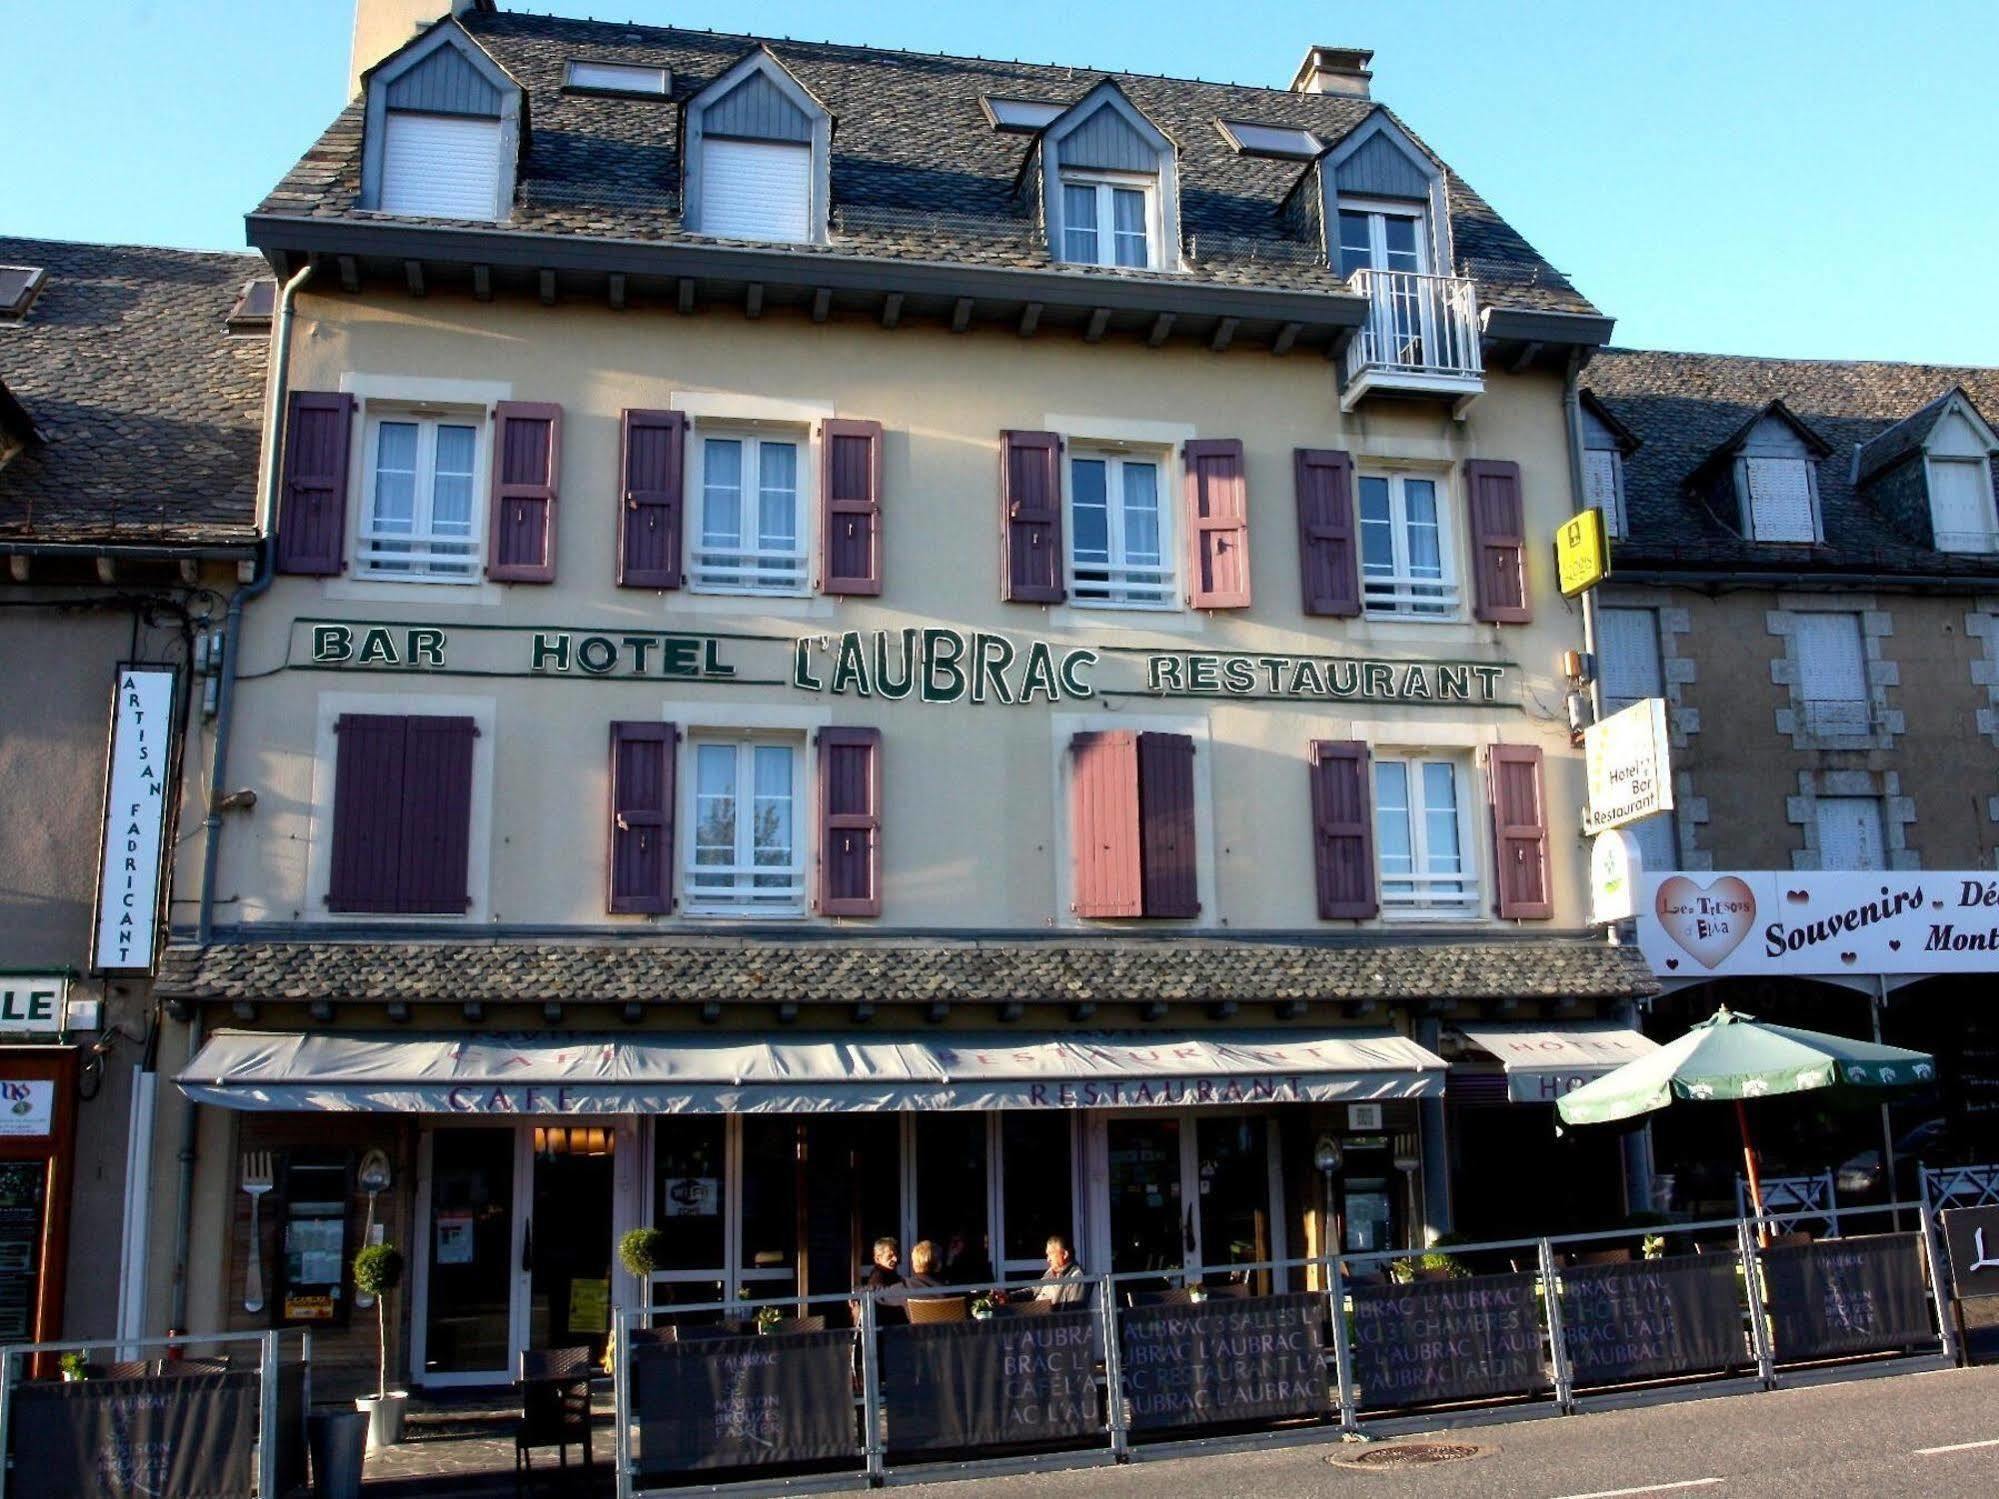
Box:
[1740,456,1817,542]
[1059,174,1153,268]
[359,411,482,581]
[1814,796,1886,871]
[1373,756,1475,914]
[1068,449,1173,607]
[685,737,805,912]
[1792,612,1870,736]
[691,431,806,593]
[1336,205,1425,280]
[1358,472,1455,617]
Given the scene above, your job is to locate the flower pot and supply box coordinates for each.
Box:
[308,1409,369,1499]
[355,1391,407,1450]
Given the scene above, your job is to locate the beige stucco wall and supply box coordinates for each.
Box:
[184,290,1594,934]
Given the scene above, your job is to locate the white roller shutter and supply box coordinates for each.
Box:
[700,139,811,243]
[1596,607,1662,712]
[1814,797,1885,871]
[1793,612,1867,733]
[1583,448,1624,538]
[1930,457,1997,550]
[381,112,503,220]
[1745,457,1816,541]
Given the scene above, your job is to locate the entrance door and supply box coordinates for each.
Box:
[1105,1116,1190,1281]
[417,1127,517,1385]
[525,1125,616,1360]
[1101,1112,1285,1291]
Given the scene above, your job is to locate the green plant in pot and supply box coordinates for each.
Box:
[58,1351,88,1383]
[352,1243,408,1450]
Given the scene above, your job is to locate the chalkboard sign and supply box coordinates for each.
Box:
[1119,1292,1328,1432]
[9,1372,258,1499]
[0,1161,45,1341]
[636,1331,857,1475]
[1941,1206,1999,1301]
[1760,1234,1932,1363]
[1559,1255,1747,1386]
[1349,1273,1544,1410]
[881,1310,1099,1454]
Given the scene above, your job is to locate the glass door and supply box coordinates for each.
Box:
[1100,1112,1287,1293]
[418,1127,517,1385]
[1336,204,1431,367]
[1193,1115,1275,1292]
[1105,1116,1194,1284]
[525,1125,616,1360]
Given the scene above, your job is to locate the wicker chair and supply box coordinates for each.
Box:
[1204,1281,1253,1299]
[1128,1287,1198,1308]
[904,1296,969,1324]
[515,1346,595,1487]
[763,1315,828,1336]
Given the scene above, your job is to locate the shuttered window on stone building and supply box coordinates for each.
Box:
[328,714,477,914]
[1070,730,1198,918]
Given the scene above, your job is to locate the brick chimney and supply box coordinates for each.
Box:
[349,0,487,96]
[1289,46,1373,99]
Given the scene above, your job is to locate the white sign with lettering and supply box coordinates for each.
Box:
[1583,699,1673,834]
[93,667,175,974]
[0,1080,54,1137]
[0,976,68,1036]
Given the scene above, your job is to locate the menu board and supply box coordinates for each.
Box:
[1942,1206,1999,1301]
[1349,1273,1544,1410]
[0,1161,46,1340]
[882,1310,1099,1453]
[1119,1293,1328,1432]
[1559,1256,1748,1386]
[1761,1234,1932,1362]
[636,1331,857,1475]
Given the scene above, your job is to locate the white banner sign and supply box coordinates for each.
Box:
[0,977,68,1036]
[93,667,175,974]
[1638,870,1999,978]
[1583,699,1672,834]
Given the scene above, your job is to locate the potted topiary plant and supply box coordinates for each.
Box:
[59,1351,88,1383]
[618,1227,666,1286]
[352,1243,407,1450]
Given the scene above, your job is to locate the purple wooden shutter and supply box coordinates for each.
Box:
[1466,459,1530,624]
[608,721,676,914]
[821,419,884,596]
[275,391,353,576]
[816,727,882,917]
[618,410,684,589]
[1070,731,1141,917]
[1295,448,1360,616]
[327,715,407,912]
[1001,430,1065,603]
[1489,743,1552,919]
[1310,741,1377,919]
[487,401,562,583]
[1184,438,1252,609]
[1137,731,1199,917]
[397,716,478,913]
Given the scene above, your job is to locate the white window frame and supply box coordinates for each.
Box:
[356,406,488,584]
[1357,469,1460,620]
[1583,447,1626,540]
[1927,454,1999,554]
[1335,198,1430,280]
[687,424,811,596]
[564,60,668,94]
[1372,754,1478,917]
[1736,454,1820,543]
[1065,445,1177,611]
[1057,170,1159,270]
[680,733,808,916]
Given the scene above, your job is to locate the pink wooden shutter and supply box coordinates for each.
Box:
[1489,743,1552,919]
[327,715,407,912]
[275,391,353,576]
[1310,740,1377,919]
[1001,430,1065,603]
[397,716,478,913]
[821,419,884,596]
[1070,730,1141,917]
[608,721,676,914]
[1137,731,1199,917]
[1465,459,1530,623]
[1183,438,1251,609]
[816,727,882,917]
[618,409,684,589]
[487,401,562,583]
[1294,448,1360,616]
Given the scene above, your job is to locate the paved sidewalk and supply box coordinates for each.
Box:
[357,1388,612,1497]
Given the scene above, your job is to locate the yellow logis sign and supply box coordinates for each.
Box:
[1556,509,1610,597]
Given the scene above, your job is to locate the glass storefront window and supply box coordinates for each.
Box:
[653,1117,725,1271]
[741,1116,798,1295]
[1000,1113,1074,1274]
[1195,1115,1271,1285]
[914,1113,990,1283]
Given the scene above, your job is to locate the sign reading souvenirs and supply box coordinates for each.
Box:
[295,619,1517,708]
[880,1310,1098,1453]
[0,976,67,1036]
[1348,1273,1543,1409]
[92,666,175,974]
[1119,1293,1328,1431]
[1556,509,1610,597]
[1759,1235,1931,1362]
[1583,698,1672,835]
[1557,1255,1747,1386]
[1639,871,1999,978]
[636,1331,857,1475]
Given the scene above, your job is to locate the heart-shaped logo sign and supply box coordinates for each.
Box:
[1654,876,1758,970]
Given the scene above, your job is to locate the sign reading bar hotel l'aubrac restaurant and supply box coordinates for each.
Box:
[93,665,175,974]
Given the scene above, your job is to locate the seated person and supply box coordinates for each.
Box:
[859,1236,903,1293]
[904,1240,948,1292]
[1030,1233,1086,1305]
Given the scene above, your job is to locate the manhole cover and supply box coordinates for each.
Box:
[1337,1441,1484,1469]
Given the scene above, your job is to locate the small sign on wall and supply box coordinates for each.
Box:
[1346,1103,1384,1131]
[0,977,67,1037]
[92,666,177,975]
[0,1081,54,1138]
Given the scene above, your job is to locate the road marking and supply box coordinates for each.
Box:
[1551,1482,1724,1499]
[1915,1438,1999,1455]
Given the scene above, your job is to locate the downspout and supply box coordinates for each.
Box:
[170,261,311,1336]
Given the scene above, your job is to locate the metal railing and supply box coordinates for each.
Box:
[1737,1170,1841,1237]
[1799,697,1881,737]
[1925,1162,1999,1210]
[1342,268,1483,386]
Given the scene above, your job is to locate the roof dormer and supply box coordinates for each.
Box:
[1857,387,1999,554]
[1689,400,1831,544]
[681,48,832,246]
[1040,81,1181,273]
[358,20,522,222]
[1320,110,1452,281]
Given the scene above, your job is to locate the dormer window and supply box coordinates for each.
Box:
[1060,175,1153,268]
[1578,394,1638,540]
[985,97,1065,133]
[1729,410,1825,543]
[1040,83,1180,274]
[1920,397,1999,552]
[683,49,831,247]
[360,23,521,223]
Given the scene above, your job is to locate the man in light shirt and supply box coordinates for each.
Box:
[1032,1233,1086,1305]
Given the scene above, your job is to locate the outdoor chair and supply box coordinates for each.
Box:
[1771,1230,1815,1248]
[101,1360,155,1380]
[1204,1281,1253,1299]
[764,1315,827,1335]
[1128,1287,1198,1308]
[994,1299,1054,1318]
[904,1296,969,1324]
[515,1345,595,1488]
[1570,1248,1633,1266]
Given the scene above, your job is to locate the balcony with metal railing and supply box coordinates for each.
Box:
[1339,268,1484,413]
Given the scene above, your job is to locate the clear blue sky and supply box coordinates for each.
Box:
[6,0,1993,366]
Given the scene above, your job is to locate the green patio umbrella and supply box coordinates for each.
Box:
[1556,1006,1934,1235]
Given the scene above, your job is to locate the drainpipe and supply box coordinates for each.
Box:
[170,261,311,1336]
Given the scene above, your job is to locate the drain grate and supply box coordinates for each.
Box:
[1337,1441,1485,1469]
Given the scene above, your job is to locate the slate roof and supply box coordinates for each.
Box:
[0,238,268,546]
[1584,348,1999,577]
[156,935,1657,1005]
[255,9,1595,317]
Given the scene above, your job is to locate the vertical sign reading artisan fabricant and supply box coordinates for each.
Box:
[92,666,175,974]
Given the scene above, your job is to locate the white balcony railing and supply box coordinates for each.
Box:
[1800,697,1880,737]
[1342,268,1483,401]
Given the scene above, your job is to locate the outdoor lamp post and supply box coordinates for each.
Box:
[1314,1135,1343,1277]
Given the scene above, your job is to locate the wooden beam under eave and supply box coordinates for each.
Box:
[1508,340,1544,374]
[1209,317,1239,354]
[1271,321,1303,356]
[403,260,426,298]
[880,292,904,329]
[744,283,764,319]
[1083,307,1111,343]
[676,278,696,315]
[607,273,626,311]
[539,270,557,307]
[950,297,974,334]
[1146,312,1176,348]
[178,558,199,585]
[471,265,492,303]
[7,555,28,584]
[338,256,360,294]
[810,287,831,323]
[1017,302,1042,338]
[95,554,116,584]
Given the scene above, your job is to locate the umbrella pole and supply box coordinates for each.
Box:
[1736,1099,1768,1248]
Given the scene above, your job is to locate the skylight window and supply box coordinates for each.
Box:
[985,96,1067,133]
[565,60,670,95]
[225,278,276,334]
[1218,120,1323,159]
[0,266,47,321]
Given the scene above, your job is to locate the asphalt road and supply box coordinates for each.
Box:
[890,1362,1999,1498]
